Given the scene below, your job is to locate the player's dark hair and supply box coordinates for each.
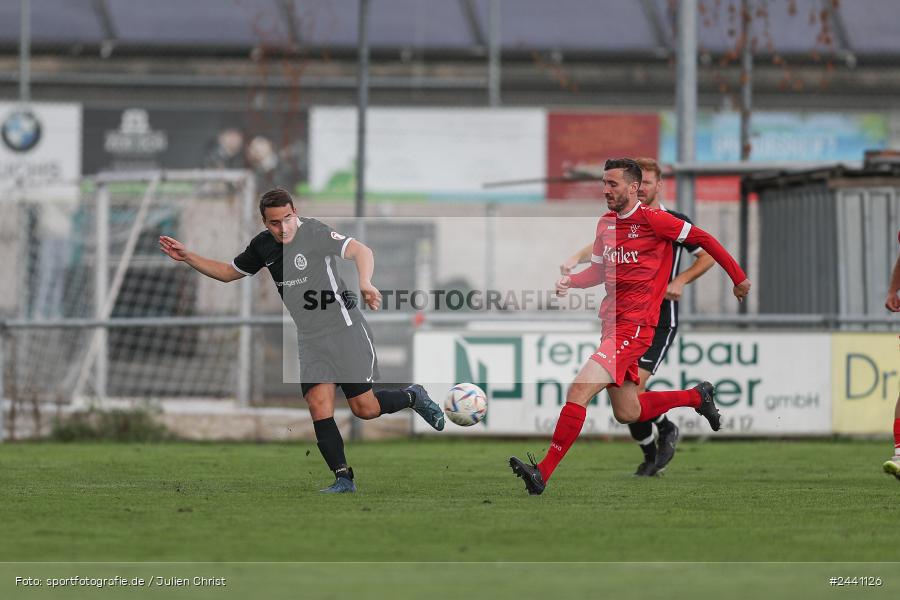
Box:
[259,187,295,217]
[604,158,643,185]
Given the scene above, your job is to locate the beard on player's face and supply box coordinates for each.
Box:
[606,188,629,212]
[638,176,659,205]
[638,187,657,205]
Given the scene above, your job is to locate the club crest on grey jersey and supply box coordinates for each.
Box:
[232,217,360,337]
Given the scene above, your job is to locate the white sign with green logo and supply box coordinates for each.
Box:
[413,331,831,436]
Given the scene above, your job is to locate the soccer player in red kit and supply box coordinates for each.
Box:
[509,158,751,495]
[561,157,715,476]
[882,229,900,480]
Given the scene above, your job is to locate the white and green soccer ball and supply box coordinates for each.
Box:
[444,383,487,427]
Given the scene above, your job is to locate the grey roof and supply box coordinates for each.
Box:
[0,0,896,58]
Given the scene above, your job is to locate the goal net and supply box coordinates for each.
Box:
[2,170,259,412]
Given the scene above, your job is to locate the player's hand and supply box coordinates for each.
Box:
[556,276,571,297]
[559,256,579,276]
[159,236,188,261]
[340,290,358,310]
[359,280,382,310]
[886,290,900,312]
[733,278,752,302]
[665,279,685,301]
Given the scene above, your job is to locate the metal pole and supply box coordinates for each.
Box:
[739,0,753,164]
[676,0,698,314]
[0,332,5,442]
[485,203,497,290]
[738,0,753,315]
[488,0,501,106]
[675,0,697,223]
[19,0,30,103]
[94,183,109,401]
[237,176,256,407]
[352,0,370,442]
[355,0,369,246]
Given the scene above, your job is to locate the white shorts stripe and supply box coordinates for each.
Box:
[359,323,376,383]
[652,328,676,373]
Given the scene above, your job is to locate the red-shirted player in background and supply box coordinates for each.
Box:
[882,230,900,480]
[509,158,751,495]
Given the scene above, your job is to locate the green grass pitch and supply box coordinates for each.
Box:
[1,439,898,599]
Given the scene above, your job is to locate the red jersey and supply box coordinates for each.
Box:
[569,202,747,327]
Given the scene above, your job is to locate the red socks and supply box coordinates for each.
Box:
[638,388,701,422]
[893,418,900,454]
[537,402,586,482]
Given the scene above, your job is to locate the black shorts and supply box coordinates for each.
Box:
[298,320,380,399]
[637,326,677,375]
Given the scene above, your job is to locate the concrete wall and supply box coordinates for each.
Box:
[0,400,409,442]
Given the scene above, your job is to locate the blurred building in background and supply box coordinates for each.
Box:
[1,1,898,439]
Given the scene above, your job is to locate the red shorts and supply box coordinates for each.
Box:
[589,322,655,387]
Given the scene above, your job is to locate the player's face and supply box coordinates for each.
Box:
[602,168,636,213]
[263,205,298,244]
[638,171,661,205]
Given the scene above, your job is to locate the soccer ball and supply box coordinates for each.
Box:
[444,383,487,427]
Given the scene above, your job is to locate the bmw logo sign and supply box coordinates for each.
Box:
[2,110,42,153]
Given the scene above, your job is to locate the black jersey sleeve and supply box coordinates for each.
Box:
[232,236,264,276]
[667,209,702,255]
[306,218,354,258]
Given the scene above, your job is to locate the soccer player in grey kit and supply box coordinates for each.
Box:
[160,188,444,493]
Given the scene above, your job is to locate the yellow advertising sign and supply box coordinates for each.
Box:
[831,333,900,434]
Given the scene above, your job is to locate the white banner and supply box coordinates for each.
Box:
[0,102,82,198]
[309,107,546,201]
[413,331,832,436]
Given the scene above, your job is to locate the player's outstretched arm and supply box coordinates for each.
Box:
[887,249,900,312]
[645,214,750,302]
[159,236,245,283]
[343,239,382,310]
[680,227,750,302]
[666,250,715,301]
[560,243,594,275]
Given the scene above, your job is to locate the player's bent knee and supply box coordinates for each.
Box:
[350,403,380,420]
[612,405,640,425]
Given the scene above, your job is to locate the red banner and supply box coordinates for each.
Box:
[662,175,756,203]
[546,112,659,201]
